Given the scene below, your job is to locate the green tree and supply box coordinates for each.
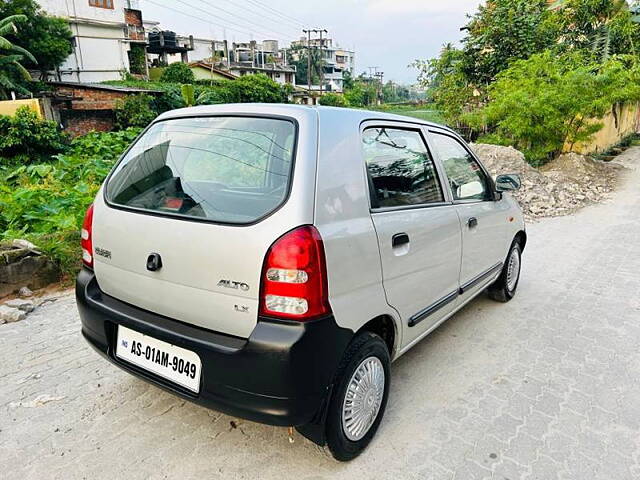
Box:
[226,73,289,103]
[114,94,157,129]
[0,0,72,80]
[466,52,640,165]
[461,0,557,85]
[287,46,322,86]
[0,106,68,163]
[343,75,378,107]
[552,0,640,61]
[413,44,480,125]
[0,14,36,98]
[160,62,195,84]
[318,92,348,107]
[342,69,355,90]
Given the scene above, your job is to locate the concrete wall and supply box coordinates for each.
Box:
[190,66,232,82]
[39,0,125,22]
[37,0,130,82]
[0,99,43,119]
[571,103,640,154]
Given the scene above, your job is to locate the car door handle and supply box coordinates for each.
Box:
[392,233,410,247]
[467,217,478,229]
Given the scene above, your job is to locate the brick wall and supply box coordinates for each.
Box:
[51,83,158,137]
[53,85,129,111]
[60,110,115,138]
[124,9,145,41]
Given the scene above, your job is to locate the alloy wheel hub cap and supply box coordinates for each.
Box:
[341,356,385,442]
[506,248,520,292]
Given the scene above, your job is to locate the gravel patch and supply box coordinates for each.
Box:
[471,144,624,220]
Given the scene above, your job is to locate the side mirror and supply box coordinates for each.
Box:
[495,174,521,192]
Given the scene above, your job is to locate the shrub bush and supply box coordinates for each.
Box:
[0,127,142,275]
[0,107,68,164]
[466,53,640,165]
[318,93,348,107]
[160,62,195,84]
[114,93,157,129]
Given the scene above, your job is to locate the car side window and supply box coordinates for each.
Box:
[430,132,491,202]
[362,127,444,208]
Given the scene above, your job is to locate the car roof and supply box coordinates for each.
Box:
[155,103,453,133]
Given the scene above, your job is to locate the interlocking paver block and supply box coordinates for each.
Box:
[2,148,640,478]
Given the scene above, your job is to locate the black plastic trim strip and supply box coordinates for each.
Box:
[460,262,503,294]
[408,290,459,327]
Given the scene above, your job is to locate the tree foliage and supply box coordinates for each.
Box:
[0,106,68,163]
[415,0,640,163]
[553,0,640,61]
[0,128,142,274]
[461,0,557,85]
[413,44,479,125]
[0,13,36,98]
[287,46,322,86]
[160,62,195,84]
[114,94,157,129]
[0,0,72,79]
[318,92,348,107]
[466,52,640,165]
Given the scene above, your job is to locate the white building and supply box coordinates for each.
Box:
[289,36,355,93]
[37,0,144,82]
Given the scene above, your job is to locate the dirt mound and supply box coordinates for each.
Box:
[470,144,623,219]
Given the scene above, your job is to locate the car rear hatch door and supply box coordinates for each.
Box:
[91,111,316,338]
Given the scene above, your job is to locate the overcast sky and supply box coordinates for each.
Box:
[139,0,483,84]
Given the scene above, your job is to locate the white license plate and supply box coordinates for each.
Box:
[116,325,202,393]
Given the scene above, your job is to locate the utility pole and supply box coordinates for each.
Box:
[314,29,328,95]
[374,71,384,105]
[302,29,312,97]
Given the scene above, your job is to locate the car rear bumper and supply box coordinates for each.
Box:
[76,268,352,432]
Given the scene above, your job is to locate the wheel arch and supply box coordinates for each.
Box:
[515,230,527,252]
[356,314,399,359]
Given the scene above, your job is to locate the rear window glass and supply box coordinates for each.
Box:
[106,116,296,224]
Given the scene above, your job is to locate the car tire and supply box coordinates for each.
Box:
[325,331,390,461]
[488,241,522,302]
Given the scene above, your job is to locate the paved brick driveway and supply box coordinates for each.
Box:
[2,149,640,479]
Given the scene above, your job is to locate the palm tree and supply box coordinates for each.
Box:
[0,14,37,99]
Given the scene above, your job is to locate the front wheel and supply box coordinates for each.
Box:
[325,331,390,461]
[488,241,522,302]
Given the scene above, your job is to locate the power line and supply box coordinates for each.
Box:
[143,0,257,38]
[172,0,291,41]
[210,0,305,36]
[143,0,291,42]
[239,0,306,28]
[191,0,300,39]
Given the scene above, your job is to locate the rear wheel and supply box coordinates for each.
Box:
[325,331,390,461]
[488,241,522,302]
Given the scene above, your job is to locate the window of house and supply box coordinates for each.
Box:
[362,127,444,208]
[89,0,114,8]
[430,132,491,202]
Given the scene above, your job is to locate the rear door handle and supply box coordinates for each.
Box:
[392,233,410,247]
[467,217,478,229]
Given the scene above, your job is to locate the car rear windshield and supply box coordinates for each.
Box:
[105,116,296,224]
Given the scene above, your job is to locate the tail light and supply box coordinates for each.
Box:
[81,204,94,268]
[259,225,331,321]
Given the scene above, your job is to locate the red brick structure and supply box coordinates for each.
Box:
[48,82,161,137]
[124,9,145,41]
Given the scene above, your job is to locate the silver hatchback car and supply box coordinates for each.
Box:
[76,104,525,460]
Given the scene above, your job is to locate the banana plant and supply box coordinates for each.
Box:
[0,14,37,99]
